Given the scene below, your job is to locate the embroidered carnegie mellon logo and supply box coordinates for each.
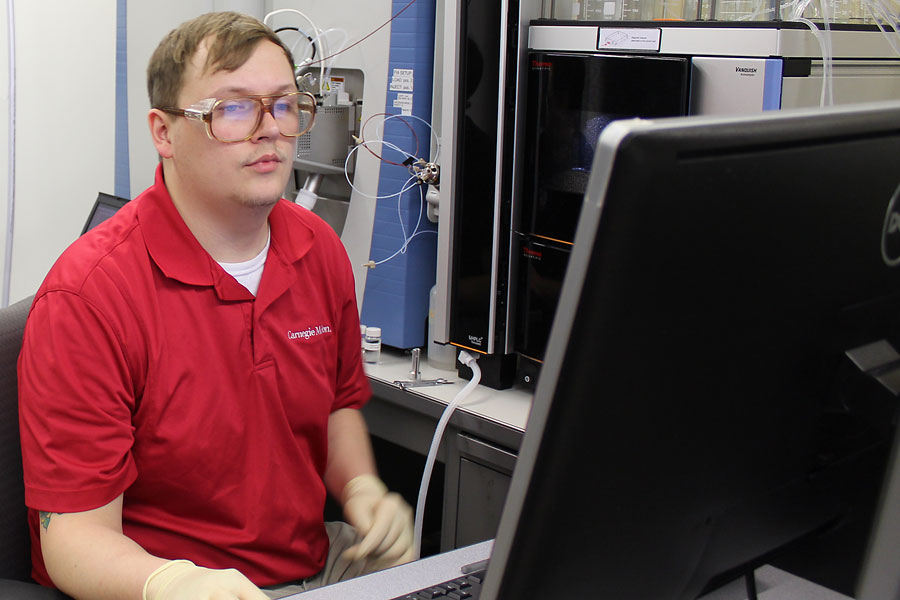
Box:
[287,325,333,341]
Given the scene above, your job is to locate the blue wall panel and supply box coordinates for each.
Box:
[360,0,438,349]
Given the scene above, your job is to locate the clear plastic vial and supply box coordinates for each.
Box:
[363,326,382,364]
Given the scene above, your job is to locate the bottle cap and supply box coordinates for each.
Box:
[366,326,382,337]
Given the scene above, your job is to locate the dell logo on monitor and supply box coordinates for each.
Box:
[881,182,900,267]
[888,213,900,234]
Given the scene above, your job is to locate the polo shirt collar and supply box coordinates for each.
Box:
[138,165,316,301]
[267,193,316,266]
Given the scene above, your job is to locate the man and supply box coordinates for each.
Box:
[18,12,413,600]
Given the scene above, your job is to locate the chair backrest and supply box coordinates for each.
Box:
[0,295,35,580]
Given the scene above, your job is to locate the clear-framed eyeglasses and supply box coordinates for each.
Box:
[159,91,316,143]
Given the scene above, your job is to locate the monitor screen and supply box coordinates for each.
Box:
[480,101,900,599]
[82,193,129,235]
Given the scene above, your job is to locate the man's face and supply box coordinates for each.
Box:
[164,40,297,211]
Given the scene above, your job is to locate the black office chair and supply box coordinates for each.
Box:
[0,295,70,599]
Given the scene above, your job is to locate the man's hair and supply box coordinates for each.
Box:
[147,11,295,109]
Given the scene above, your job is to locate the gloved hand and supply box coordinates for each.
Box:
[143,559,268,600]
[341,474,415,567]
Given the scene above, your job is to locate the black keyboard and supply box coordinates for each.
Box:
[389,568,485,600]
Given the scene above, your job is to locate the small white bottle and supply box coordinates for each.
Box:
[363,326,382,364]
[360,324,367,354]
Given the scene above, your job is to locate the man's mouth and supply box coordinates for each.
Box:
[246,154,283,173]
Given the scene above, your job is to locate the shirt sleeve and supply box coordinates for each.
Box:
[18,290,139,512]
[331,246,371,413]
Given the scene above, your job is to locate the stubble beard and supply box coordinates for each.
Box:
[235,164,292,209]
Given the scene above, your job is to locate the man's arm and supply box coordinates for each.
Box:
[39,494,164,599]
[323,408,378,497]
[325,408,415,566]
[40,495,268,600]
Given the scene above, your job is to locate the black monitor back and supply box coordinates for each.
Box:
[481,102,900,599]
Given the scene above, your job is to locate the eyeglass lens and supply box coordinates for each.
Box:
[210,94,315,142]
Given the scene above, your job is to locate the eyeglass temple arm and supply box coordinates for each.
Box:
[158,98,216,122]
[184,98,217,121]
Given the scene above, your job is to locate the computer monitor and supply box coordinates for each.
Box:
[82,192,129,235]
[480,101,900,599]
[857,426,900,600]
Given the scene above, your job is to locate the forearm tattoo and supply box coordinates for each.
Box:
[39,511,56,531]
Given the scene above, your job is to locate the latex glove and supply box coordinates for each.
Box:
[341,474,415,567]
[143,560,268,600]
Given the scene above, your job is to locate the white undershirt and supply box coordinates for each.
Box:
[217,230,271,296]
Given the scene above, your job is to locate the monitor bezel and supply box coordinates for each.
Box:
[81,192,129,235]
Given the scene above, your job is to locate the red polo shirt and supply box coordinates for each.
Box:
[18,165,370,586]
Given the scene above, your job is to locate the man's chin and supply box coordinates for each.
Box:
[241,194,282,209]
[239,178,290,208]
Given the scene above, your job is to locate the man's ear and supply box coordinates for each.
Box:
[148,109,175,159]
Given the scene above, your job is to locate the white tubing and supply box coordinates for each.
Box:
[264,9,325,94]
[820,0,834,106]
[308,28,348,88]
[863,0,900,58]
[792,17,832,106]
[372,183,434,267]
[413,350,481,558]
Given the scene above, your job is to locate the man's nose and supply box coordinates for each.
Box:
[254,103,282,139]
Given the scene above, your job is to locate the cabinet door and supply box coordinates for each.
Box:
[443,433,518,550]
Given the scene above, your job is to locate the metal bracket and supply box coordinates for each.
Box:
[393,348,455,390]
[394,378,453,390]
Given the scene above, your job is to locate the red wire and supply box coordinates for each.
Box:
[308,0,419,67]
[303,0,423,165]
[361,112,420,166]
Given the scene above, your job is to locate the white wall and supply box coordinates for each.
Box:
[1,4,9,304]
[2,1,116,304]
